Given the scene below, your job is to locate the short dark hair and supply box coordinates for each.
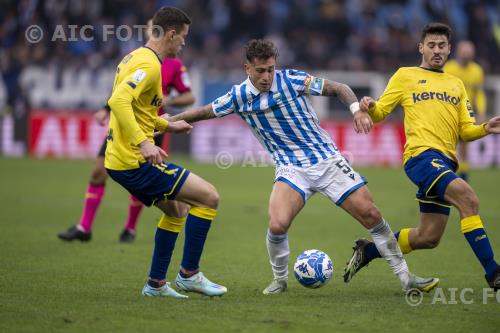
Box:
[421,22,452,43]
[152,7,191,36]
[245,39,278,63]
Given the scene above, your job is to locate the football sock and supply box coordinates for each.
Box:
[461,215,498,279]
[124,195,144,231]
[180,207,216,271]
[369,219,410,288]
[149,214,187,279]
[365,228,413,261]
[266,229,289,280]
[78,183,105,232]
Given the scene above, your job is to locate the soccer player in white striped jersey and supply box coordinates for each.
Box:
[167,39,438,295]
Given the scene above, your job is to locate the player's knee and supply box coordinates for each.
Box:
[203,185,220,209]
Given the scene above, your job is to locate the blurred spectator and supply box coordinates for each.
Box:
[1,0,499,75]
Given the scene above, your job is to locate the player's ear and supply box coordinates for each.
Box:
[418,42,424,55]
[244,62,251,76]
[165,29,176,41]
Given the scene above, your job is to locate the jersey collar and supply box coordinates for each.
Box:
[418,66,443,73]
[246,71,278,95]
[142,46,163,64]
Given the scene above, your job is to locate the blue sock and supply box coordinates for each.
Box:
[181,214,212,271]
[365,231,401,261]
[463,228,498,279]
[461,215,498,279]
[149,228,179,280]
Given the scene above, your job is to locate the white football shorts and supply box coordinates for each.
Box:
[274,155,367,205]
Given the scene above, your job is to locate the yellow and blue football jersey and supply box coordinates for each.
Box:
[105,47,169,170]
[368,67,487,164]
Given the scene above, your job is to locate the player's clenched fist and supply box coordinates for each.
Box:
[139,140,168,165]
[360,96,376,112]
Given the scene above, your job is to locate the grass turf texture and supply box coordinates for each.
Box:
[0,157,499,332]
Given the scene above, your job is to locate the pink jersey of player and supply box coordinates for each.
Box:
[161,58,191,95]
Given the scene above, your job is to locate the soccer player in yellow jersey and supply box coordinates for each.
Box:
[105,7,227,298]
[344,23,500,290]
[444,41,487,181]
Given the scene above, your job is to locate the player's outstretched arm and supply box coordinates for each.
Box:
[322,80,358,105]
[321,80,373,134]
[485,116,500,134]
[164,120,193,134]
[164,104,216,123]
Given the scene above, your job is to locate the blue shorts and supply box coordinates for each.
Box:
[404,149,458,216]
[107,162,190,207]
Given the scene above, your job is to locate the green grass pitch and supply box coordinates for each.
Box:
[0,157,499,332]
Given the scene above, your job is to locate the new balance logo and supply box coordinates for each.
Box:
[412,91,460,105]
[475,235,487,242]
[417,80,427,84]
[151,94,162,107]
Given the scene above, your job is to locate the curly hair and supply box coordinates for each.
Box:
[245,39,278,62]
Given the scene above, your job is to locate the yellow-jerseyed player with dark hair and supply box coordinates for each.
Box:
[344,22,500,291]
[105,6,227,298]
[444,41,487,181]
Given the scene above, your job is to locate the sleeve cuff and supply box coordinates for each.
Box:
[155,117,169,132]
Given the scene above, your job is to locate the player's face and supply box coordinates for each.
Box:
[165,24,189,57]
[419,34,451,69]
[245,57,276,92]
[457,42,475,64]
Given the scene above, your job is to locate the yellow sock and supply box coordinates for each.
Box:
[460,215,483,233]
[397,228,413,254]
[158,214,187,233]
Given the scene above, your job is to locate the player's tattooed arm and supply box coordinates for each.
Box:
[322,80,373,134]
[322,80,358,107]
[166,103,216,123]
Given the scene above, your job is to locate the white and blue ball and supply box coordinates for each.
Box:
[293,249,333,288]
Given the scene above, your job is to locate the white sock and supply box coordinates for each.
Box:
[369,219,410,289]
[266,229,289,280]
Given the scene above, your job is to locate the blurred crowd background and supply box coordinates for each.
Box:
[1,0,499,162]
[1,0,499,74]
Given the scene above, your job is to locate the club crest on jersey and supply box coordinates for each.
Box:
[412,91,460,105]
[431,158,445,170]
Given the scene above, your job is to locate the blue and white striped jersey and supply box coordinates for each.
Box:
[211,69,339,167]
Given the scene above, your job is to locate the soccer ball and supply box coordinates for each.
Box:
[293,249,333,288]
